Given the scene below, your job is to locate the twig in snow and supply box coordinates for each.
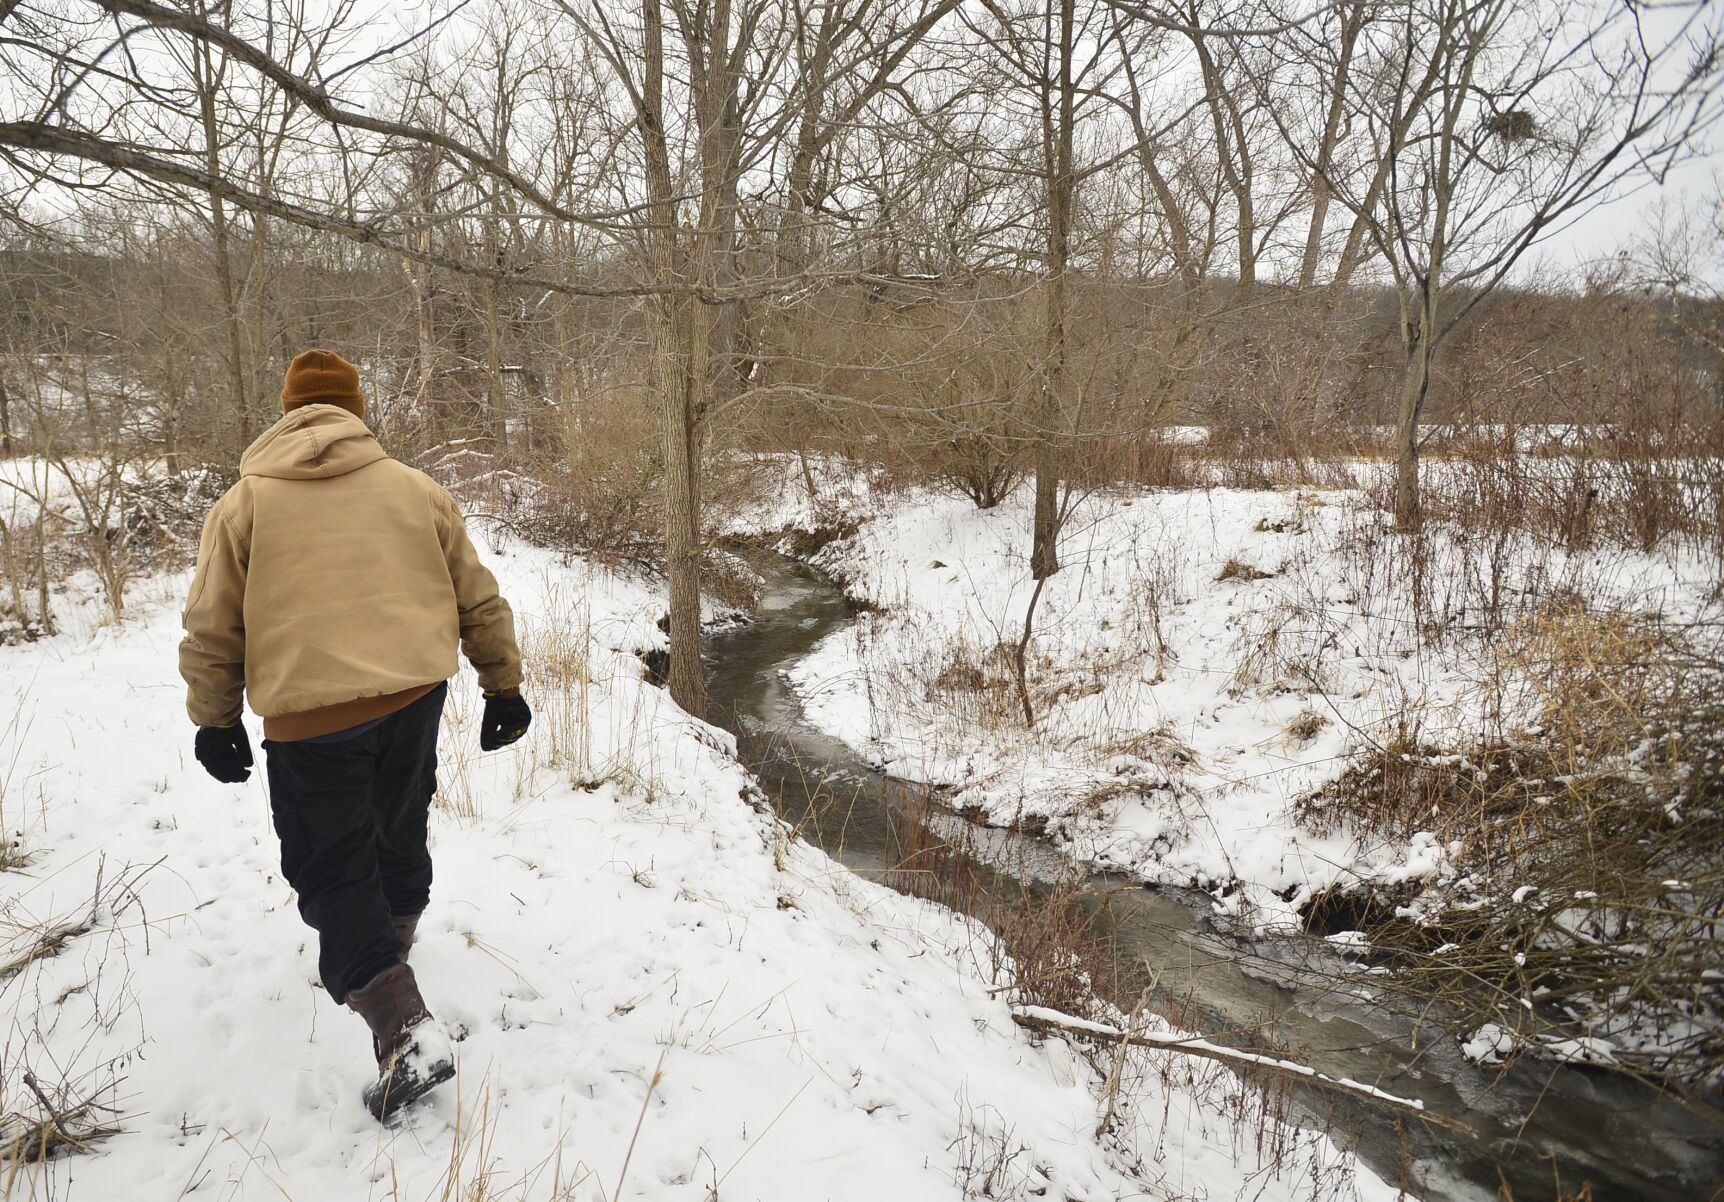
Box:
[1012,1005,1474,1136]
[2,1071,122,1162]
[612,1046,668,1201]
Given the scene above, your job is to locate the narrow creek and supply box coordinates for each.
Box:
[704,554,1722,1202]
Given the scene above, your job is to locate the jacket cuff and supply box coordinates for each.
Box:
[477,667,524,694]
[193,707,244,727]
[190,704,244,728]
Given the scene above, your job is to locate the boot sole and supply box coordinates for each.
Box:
[365,1056,455,1121]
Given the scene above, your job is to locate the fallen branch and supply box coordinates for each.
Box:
[0,856,161,983]
[0,917,93,983]
[1012,1005,1474,1137]
[1,1072,122,1162]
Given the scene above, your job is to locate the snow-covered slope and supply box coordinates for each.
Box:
[0,529,1392,1200]
[774,473,1713,931]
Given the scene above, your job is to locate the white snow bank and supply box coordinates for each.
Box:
[779,470,1715,931]
[0,529,1394,1200]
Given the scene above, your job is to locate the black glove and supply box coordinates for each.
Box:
[195,723,254,783]
[480,690,531,751]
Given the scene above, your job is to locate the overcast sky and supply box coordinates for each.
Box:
[1528,153,1720,287]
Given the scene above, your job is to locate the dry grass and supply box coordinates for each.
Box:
[425,1076,593,1201]
[875,782,1375,1196]
[883,783,1131,1023]
[948,1094,1037,1200]
[923,636,1023,729]
[1283,709,1327,745]
[0,917,93,985]
[437,566,641,819]
[0,693,34,876]
[1398,430,1724,564]
[514,385,665,577]
[0,862,146,1185]
[1082,406,1723,591]
[434,685,487,820]
[0,512,53,646]
[1214,557,1273,583]
[520,573,596,787]
[1299,597,1724,1086]
[0,1072,121,1167]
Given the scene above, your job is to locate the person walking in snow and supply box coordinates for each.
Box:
[178,349,532,1119]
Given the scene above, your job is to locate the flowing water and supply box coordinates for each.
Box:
[704,555,1723,1202]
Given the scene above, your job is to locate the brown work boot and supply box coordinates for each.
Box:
[345,963,454,1120]
[391,913,421,961]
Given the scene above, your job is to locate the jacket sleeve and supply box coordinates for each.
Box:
[179,500,249,727]
[436,491,523,693]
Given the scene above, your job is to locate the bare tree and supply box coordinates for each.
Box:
[1291,0,1722,528]
[1292,0,1373,290]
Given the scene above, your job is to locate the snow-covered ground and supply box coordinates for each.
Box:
[0,515,1395,1199]
[742,462,1716,932]
[0,454,115,515]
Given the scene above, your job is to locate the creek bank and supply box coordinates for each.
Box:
[705,550,1724,1202]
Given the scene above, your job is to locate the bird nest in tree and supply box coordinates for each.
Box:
[1485,109,1537,143]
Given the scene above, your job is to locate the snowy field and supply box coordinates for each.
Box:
[743,462,1717,932]
[0,516,1395,1199]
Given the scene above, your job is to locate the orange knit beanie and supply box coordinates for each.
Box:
[281,350,365,419]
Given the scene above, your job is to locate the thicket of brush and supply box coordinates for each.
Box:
[5,223,1721,597]
[1299,599,1724,1087]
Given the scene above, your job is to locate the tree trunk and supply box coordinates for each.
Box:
[1332,163,1390,296]
[0,372,12,457]
[1013,574,1048,726]
[1299,177,1334,292]
[193,27,252,451]
[1031,441,1060,579]
[643,0,708,718]
[661,294,707,717]
[1395,300,1435,532]
[162,393,183,476]
[1031,0,1076,584]
[408,152,441,420]
[552,285,579,417]
[0,520,26,624]
[414,262,437,408]
[1298,3,1363,289]
[33,509,53,636]
[1187,16,1254,295]
[796,440,819,500]
[485,278,507,446]
[484,159,512,447]
[243,200,273,429]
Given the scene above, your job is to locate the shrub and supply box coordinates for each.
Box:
[1301,598,1724,1085]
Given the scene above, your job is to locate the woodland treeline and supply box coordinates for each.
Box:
[2,0,1722,712]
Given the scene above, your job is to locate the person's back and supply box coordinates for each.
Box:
[179,350,532,1120]
[184,399,517,737]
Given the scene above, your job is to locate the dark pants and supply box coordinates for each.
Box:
[263,683,447,1003]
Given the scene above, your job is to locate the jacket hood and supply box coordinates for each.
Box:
[239,404,388,481]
